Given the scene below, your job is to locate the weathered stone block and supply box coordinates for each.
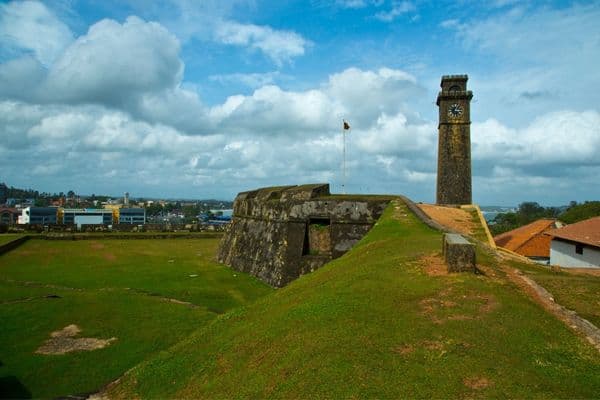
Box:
[443,233,475,273]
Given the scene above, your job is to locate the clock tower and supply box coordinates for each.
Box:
[436,75,473,205]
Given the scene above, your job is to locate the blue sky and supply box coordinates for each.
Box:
[1,0,599,205]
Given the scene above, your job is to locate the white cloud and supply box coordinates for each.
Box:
[326,67,422,127]
[46,16,183,104]
[0,56,46,98]
[0,0,73,65]
[206,67,424,139]
[214,84,341,135]
[0,12,207,136]
[374,1,416,22]
[209,71,281,88]
[28,112,94,140]
[448,3,600,125]
[356,112,436,156]
[473,110,600,166]
[336,0,368,8]
[214,21,311,65]
[439,19,459,29]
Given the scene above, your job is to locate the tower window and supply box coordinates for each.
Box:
[448,85,461,92]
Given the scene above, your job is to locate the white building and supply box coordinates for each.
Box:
[17,207,58,225]
[62,208,113,228]
[546,217,600,268]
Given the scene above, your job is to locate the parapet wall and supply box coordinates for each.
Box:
[217,184,391,287]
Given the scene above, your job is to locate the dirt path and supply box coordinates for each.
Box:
[417,204,475,235]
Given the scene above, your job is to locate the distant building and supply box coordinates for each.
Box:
[546,217,600,268]
[63,208,113,228]
[0,207,20,224]
[494,219,563,264]
[119,208,146,224]
[18,207,58,224]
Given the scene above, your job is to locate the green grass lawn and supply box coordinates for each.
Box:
[105,201,600,399]
[0,238,272,399]
[507,260,600,328]
[0,234,25,246]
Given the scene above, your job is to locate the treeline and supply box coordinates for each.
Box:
[0,183,111,207]
[0,182,42,203]
[490,201,600,235]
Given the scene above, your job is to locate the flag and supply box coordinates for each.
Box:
[343,120,350,130]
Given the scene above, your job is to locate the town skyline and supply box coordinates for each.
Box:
[1,0,599,205]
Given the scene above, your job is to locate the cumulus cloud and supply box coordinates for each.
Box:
[214,21,311,65]
[46,16,183,105]
[0,56,46,99]
[212,85,342,136]
[207,67,425,139]
[0,0,73,65]
[0,9,207,135]
[355,112,436,156]
[326,68,422,127]
[473,110,600,166]
[0,64,436,198]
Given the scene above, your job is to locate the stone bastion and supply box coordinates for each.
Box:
[217,184,392,287]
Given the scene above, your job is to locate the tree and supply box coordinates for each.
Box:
[490,201,561,236]
[559,201,600,224]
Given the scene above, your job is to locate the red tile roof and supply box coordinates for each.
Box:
[494,219,560,258]
[545,216,600,249]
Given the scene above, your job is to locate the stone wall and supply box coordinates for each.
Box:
[436,75,473,205]
[217,184,391,287]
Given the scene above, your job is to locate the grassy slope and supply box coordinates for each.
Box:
[508,260,600,328]
[0,234,24,246]
[108,201,600,399]
[0,239,272,399]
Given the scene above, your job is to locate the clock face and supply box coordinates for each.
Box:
[448,103,463,118]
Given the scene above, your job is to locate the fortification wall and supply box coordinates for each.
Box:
[217,184,390,287]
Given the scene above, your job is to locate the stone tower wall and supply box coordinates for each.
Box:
[436,123,472,204]
[436,75,473,205]
[217,184,390,287]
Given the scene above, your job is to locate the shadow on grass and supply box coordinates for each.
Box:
[0,376,31,399]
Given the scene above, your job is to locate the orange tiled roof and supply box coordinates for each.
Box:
[545,216,600,249]
[494,219,560,258]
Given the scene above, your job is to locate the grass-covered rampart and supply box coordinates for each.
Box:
[105,200,600,399]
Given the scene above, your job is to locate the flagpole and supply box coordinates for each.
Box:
[342,121,346,194]
[343,128,346,194]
